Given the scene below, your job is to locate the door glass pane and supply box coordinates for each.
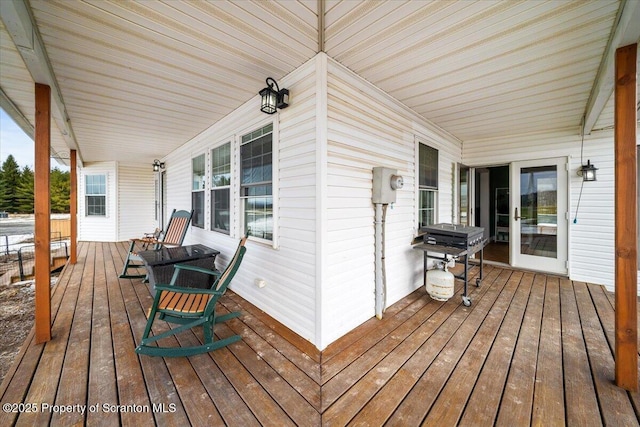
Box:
[520,166,557,258]
[459,166,469,226]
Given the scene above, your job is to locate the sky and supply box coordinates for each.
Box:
[0,108,69,171]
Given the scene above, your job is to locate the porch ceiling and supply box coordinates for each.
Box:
[0,0,638,166]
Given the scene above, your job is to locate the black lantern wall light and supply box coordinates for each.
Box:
[576,119,597,182]
[578,159,598,182]
[572,123,598,224]
[259,77,289,114]
[152,159,165,172]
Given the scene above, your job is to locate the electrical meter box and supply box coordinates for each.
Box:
[372,167,403,204]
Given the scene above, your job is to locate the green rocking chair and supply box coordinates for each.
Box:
[120,209,193,279]
[136,236,247,357]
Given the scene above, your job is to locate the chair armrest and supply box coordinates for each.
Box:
[153,241,179,247]
[143,228,162,238]
[154,284,223,296]
[173,264,221,277]
[130,237,158,244]
[168,264,221,287]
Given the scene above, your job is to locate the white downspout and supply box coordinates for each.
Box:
[372,167,403,320]
[374,203,388,319]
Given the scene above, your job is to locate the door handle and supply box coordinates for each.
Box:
[514,207,521,221]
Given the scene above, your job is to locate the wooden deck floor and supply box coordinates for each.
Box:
[1,241,639,426]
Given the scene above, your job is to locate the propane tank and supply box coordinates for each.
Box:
[426,261,455,301]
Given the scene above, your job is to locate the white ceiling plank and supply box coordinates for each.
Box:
[582,0,640,134]
[0,0,632,164]
[0,0,82,164]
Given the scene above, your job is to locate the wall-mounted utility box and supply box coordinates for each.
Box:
[372,167,403,204]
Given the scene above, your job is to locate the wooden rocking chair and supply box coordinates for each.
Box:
[135,236,247,357]
[119,209,193,279]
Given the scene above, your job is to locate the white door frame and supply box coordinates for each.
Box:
[509,157,568,275]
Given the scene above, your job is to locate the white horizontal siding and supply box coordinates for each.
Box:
[161,58,319,344]
[117,164,156,241]
[322,58,462,346]
[162,155,194,243]
[78,162,118,242]
[462,128,634,291]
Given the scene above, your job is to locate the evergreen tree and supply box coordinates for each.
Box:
[0,175,9,212]
[0,155,21,213]
[15,166,34,213]
[0,157,71,213]
[50,167,70,213]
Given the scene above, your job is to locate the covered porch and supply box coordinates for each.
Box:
[1,241,638,426]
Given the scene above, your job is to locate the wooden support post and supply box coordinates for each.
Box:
[614,43,637,392]
[70,149,77,264]
[34,83,52,344]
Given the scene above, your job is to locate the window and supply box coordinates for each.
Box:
[241,124,273,240]
[192,154,205,228]
[85,174,106,216]
[418,143,438,228]
[211,143,231,234]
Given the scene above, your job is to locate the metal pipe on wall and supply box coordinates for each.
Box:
[374,203,388,319]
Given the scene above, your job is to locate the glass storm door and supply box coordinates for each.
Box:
[510,157,568,275]
[459,165,470,226]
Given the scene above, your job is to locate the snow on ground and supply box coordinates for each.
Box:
[0,214,70,252]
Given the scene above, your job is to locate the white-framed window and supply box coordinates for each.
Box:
[418,142,438,228]
[85,174,106,216]
[211,142,231,234]
[192,153,206,228]
[240,123,273,241]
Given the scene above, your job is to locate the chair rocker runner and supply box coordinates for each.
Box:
[136,236,247,357]
[120,209,193,279]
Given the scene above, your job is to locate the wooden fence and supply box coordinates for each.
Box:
[51,218,70,239]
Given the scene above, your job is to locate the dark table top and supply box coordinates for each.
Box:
[137,244,219,267]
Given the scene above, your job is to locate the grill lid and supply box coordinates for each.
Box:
[421,223,484,238]
[421,223,485,247]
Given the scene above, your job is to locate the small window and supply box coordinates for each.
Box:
[241,123,273,240]
[192,154,206,228]
[418,143,438,228]
[211,143,231,234]
[85,174,106,216]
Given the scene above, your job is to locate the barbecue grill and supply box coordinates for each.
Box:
[421,223,485,248]
[414,223,487,306]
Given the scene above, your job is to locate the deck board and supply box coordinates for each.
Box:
[338,267,503,426]
[458,271,534,426]
[420,270,524,425]
[531,275,565,425]
[591,283,640,420]
[560,278,602,426]
[50,240,94,427]
[105,242,155,426]
[1,241,639,426]
[494,273,546,425]
[219,296,321,412]
[384,268,513,426]
[86,242,120,427]
[574,281,639,426]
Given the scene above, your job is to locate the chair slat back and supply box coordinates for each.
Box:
[214,237,247,292]
[162,210,193,245]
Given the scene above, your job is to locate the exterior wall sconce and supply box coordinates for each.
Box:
[259,77,289,114]
[152,159,165,172]
[578,159,597,181]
